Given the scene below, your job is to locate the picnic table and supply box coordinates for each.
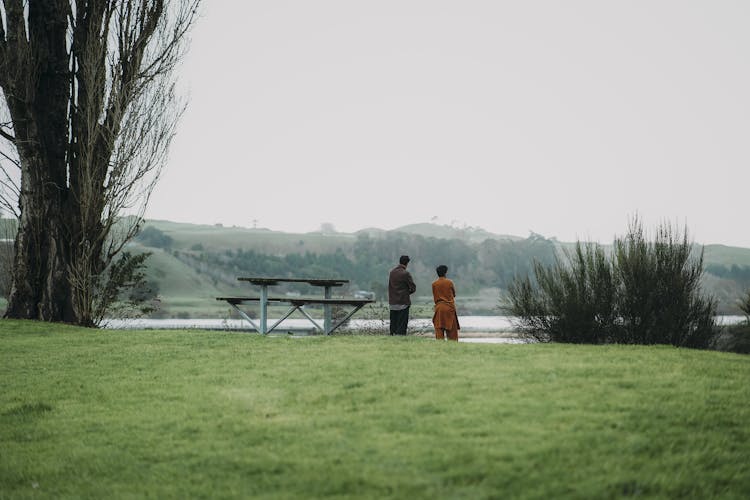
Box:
[216,277,375,335]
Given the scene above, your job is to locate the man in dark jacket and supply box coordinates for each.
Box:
[388,255,417,335]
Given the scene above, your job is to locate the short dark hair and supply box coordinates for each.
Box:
[399,255,410,265]
[436,265,448,277]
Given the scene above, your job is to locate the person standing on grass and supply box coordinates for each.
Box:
[432,265,460,341]
[388,255,417,335]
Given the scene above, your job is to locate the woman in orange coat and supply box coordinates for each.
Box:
[432,265,460,341]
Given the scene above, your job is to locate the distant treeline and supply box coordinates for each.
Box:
[132,225,750,313]
[705,263,750,289]
[163,231,560,300]
[3,220,750,315]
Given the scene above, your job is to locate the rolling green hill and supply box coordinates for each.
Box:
[704,244,750,267]
[140,220,750,268]
[142,219,750,268]
[391,222,522,243]
[145,219,357,254]
[131,219,750,317]
[125,242,245,318]
[2,218,750,318]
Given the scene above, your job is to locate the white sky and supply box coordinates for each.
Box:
[146,1,750,247]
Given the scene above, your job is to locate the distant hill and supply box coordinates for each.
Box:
[127,219,556,317]
[139,219,750,268]
[391,223,523,243]
[145,219,525,248]
[3,218,750,317]
[128,219,750,316]
[144,219,357,254]
[704,244,750,268]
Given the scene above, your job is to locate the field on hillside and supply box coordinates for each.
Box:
[144,219,750,267]
[135,220,750,317]
[146,219,358,254]
[128,244,242,318]
[3,219,750,318]
[122,239,507,319]
[2,320,748,499]
[704,245,750,268]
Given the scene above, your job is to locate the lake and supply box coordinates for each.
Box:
[103,315,518,332]
[102,315,744,345]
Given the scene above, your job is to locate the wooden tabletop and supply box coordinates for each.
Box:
[238,277,348,287]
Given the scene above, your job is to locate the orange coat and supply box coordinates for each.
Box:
[432,277,460,330]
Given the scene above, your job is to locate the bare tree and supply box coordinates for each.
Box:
[0,216,15,300]
[0,0,200,325]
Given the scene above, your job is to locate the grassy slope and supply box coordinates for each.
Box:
[127,243,244,317]
[704,244,750,268]
[1,320,748,499]
[391,222,522,243]
[3,220,748,317]
[144,220,750,269]
[138,220,750,316]
[147,219,356,254]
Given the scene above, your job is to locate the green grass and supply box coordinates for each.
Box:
[1,320,749,499]
[146,219,358,254]
[704,244,750,268]
[131,244,230,297]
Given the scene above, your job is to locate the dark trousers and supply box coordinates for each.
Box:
[390,307,410,335]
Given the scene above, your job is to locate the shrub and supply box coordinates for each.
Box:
[94,252,156,323]
[713,323,750,354]
[135,226,173,249]
[614,221,716,348]
[506,242,616,343]
[506,219,718,348]
[739,289,750,323]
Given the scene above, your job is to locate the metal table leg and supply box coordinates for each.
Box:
[260,285,268,334]
[323,285,332,334]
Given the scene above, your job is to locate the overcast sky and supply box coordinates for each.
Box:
[146,1,750,247]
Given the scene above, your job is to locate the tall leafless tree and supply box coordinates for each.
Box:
[0,0,200,325]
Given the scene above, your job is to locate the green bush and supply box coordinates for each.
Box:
[94,252,156,323]
[507,219,718,348]
[135,226,173,249]
[507,242,616,343]
[739,289,750,323]
[713,323,750,354]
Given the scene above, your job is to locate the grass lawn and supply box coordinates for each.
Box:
[1,320,749,499]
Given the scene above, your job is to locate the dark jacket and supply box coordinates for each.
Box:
[388,264,417,305]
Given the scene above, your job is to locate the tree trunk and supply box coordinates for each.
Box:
[5,157,75,322]
[3,2,75,323]
[1,0,199,326]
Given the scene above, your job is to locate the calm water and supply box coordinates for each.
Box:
[102,316,526,344]
[102,315,518,332]
[102,315,744,337]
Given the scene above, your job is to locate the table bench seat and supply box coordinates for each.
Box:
[216,291,374,334]
[238,278,348,287]
[216,296,374,306]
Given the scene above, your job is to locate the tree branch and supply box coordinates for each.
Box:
[0,122,15,142]
[0,155,20,217]
[0,148,20,168]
